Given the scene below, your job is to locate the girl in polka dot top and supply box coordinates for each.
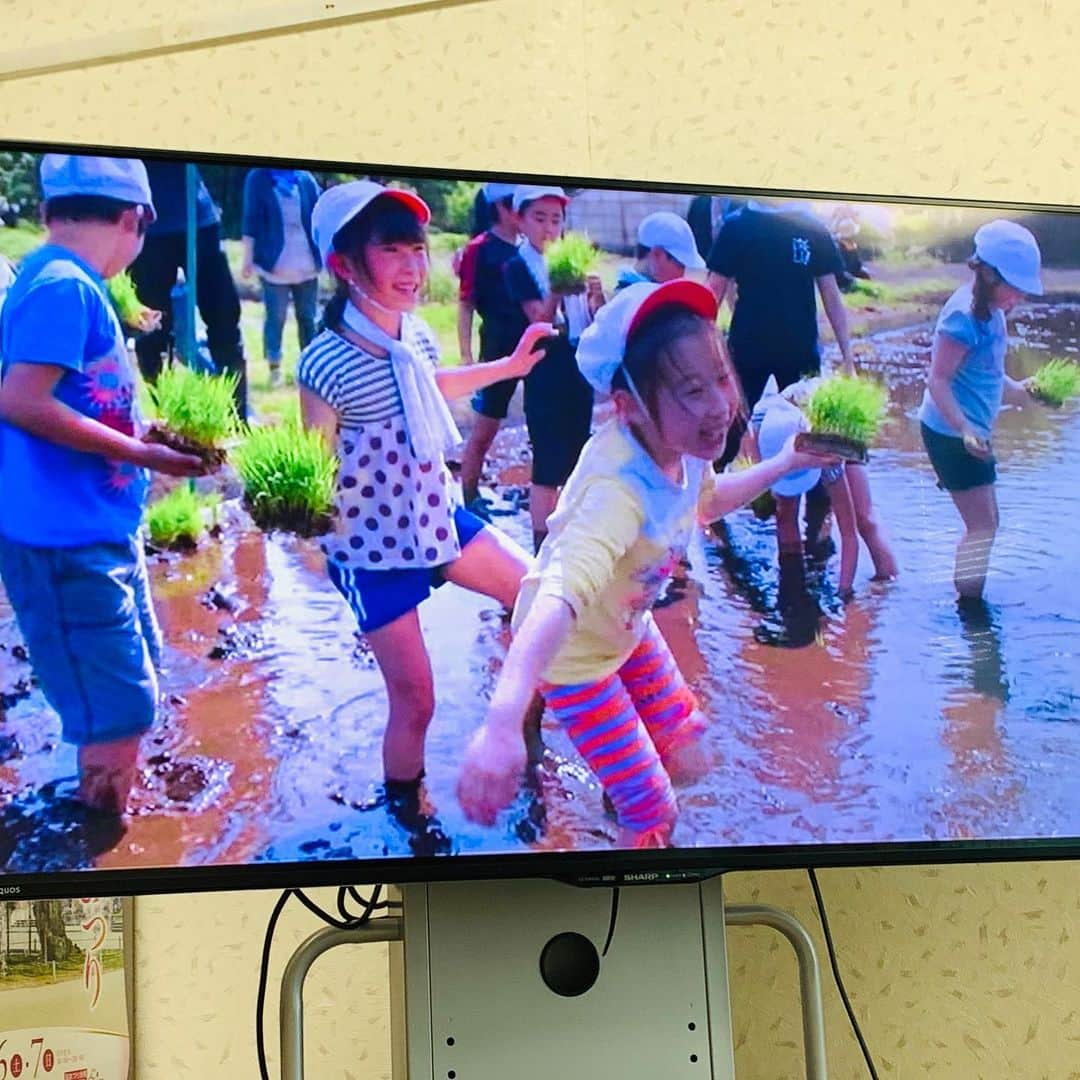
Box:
[298,180,551,787]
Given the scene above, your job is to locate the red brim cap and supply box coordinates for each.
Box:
[627,278,718,339]
[382,188,432,225]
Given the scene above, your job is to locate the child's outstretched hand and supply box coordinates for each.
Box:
[457,722,527,825]
[505,323,556,378]
[779,433,841,472]
[139,442,208,477]
[132,306,163,334]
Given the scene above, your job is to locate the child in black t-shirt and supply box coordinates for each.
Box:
[503,184,604,552]
[457,182,524,514]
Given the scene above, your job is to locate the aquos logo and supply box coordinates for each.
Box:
[0,885,21,896]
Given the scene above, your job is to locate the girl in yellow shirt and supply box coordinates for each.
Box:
[458,280,833,848]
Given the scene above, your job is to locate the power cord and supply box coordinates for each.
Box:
[807,869,880,1080]
[256,885,402,1080]
[600,886,620,958]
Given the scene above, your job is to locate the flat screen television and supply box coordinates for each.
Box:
[1,139,1078,901]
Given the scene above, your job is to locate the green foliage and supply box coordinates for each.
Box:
[424,267,458,304]
[545,232,598,293]
[443,181,480,234]
[806,375,888,445]
[145,486,219,549]
[1030,358,1080,407]
[106,270,144,326]
[148,364,240,447]
[846,278,889,301]
[232,421,338,534]
[427,230,469,254]
[0,220,45,262]
[0,151,40,219]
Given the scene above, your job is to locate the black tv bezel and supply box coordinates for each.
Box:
[0,135,1077,901]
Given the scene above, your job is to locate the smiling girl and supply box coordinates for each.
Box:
[297,181,551,790]
[457,280,834,847]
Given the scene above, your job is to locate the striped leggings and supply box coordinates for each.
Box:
[541,615,704,841]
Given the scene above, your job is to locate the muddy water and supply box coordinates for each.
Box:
[2,303,1079,876]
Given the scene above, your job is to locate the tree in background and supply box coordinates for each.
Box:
[31,900,82,963]
[0,151,40,223]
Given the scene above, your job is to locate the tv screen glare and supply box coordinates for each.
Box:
[1,140,1078,900]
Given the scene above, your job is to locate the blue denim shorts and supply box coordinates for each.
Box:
[0,534,161,746]
[326,506,487,633]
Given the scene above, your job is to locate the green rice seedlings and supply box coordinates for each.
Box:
[231,421,338,536]
[145,485,220,551]
[1029,358,1080,407]
[545,232,598,294]
[146,363,240,469]
[798,375,888,463]
[105,270,144,327]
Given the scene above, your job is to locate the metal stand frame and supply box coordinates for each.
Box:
[279,885,827,1080]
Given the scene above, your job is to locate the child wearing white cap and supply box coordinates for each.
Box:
[0,155,208,817]
[614,210,706,292]
[503,184,605,551]
[457,279,832,847]
[456,181,524,515]
[918,219,1045,600]
[753,376,897,602]
[297,180,550,792]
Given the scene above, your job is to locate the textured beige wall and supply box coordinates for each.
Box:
[4,1,1080,1077]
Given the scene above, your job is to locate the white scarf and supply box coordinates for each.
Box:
[519,240,550,295]
[342,301,462,462]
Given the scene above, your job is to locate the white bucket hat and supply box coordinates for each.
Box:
[40,154,156,221]
[972,219,1043,296]
[755,393,821,498]
[512,184,569,213]
[311,180,430,266]
[637,211,706,270]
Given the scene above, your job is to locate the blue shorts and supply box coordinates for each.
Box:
[921,422,997,491]
[0,534,161,746]
[327,506,487,633]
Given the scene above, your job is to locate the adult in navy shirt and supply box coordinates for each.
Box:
[128,159,248,417]
[706,201,856,555]
[706,201,854,418]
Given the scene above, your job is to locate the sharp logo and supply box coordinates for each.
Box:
[623,872,660,883]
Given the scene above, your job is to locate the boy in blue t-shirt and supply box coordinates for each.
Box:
[0,155,206,817]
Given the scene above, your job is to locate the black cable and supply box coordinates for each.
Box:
[807,869,880,1080]
[256,889,294,1080]
[600,886,620,958]
[256,885,401,1080]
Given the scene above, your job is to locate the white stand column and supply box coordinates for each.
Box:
[391,877,736,1080]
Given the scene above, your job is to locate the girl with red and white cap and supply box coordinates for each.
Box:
[457,279,832,848]
[297,181,551,797]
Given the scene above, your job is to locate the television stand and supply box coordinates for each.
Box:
[279,877,828,1079]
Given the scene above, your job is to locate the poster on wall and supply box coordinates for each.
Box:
[0,898,133,1080]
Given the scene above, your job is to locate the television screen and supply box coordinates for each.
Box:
[1,140,1078,899]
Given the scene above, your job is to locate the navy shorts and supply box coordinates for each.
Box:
[0,535,161,746]
[524,338,594,488]
[471,367,521,421]
[326,506,487,633]
[921,422,997,491]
